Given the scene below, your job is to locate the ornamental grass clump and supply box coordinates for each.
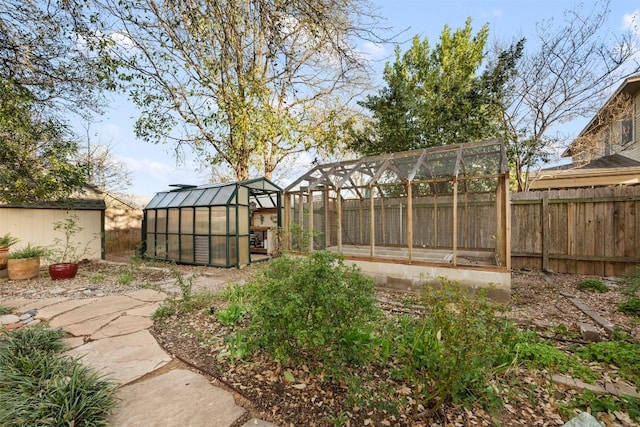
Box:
[0,326,117,426]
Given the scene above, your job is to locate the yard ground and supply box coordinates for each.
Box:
[1,254,639,426]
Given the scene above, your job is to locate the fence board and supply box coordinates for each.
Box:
[511,187,640,276]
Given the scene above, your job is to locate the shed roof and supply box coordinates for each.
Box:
[145,177,282,210]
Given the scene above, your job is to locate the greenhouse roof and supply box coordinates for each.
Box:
[145,177,281,209]
[285,139,508,192]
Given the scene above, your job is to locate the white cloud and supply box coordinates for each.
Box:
[359,42,387,61]
[622,10,640,38]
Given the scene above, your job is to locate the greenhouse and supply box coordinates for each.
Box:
[143,178,282,268]
[283,139,512,300]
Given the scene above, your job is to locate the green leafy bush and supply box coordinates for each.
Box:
[0,326,116,426]
[216,302,246,326]
[577,278,608,293]
[576,340,640,384]
[378,282,522,412]
[619,297,640,317]
[245,251,380,368]
[515,341,596,382]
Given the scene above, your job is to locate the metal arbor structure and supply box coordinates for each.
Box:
[143,178,281,268]
[283,140,511,272]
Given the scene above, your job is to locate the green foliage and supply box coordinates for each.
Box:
[117,271,134,285]
[622,267,640,297]
[0,326,116,426]
[577,278,608,293]
[8,243,50,259]
[576,340,640,385]
[91,273,106,283]
[515,341,596,383]
[245,251,380,368]
[216,303,246,326]
[0,305,12,316]
[619,298,640,317]
[222,330,250,363]
[379,281,521,412]
[565,390,640,422]
[151,305,176,322]
[0,79,87,204]
[350,19,523,155]
[0,233,19,248]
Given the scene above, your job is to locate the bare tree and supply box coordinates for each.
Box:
[76,128,133,193]
[503,1,640,191]
[91,0,385,181]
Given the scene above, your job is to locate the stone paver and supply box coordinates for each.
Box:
[0,314,19,325]
[66,329,171,385]
[64,312,121,337]
[35,298,98,321]
[109,369,246,427]
[90,315,153,340]
[17,297,69,312]
[63,336,86,350]
[126,302,161,317]
[126,288,167,302]
[49,295,145,327]
[0,297,38,308]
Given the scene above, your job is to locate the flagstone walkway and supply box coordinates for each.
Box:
[0,288,276,427]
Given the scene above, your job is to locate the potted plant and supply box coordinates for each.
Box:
[7,244,49,280]
[0,233,19,273]
[47,214,96,280]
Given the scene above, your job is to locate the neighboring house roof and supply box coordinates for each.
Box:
[529,165,640,190]
[579,153,640,169]
[563,73,640,157]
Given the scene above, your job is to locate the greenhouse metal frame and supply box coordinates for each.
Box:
[143,178,282,268]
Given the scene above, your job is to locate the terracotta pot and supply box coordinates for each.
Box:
[0,247,8,270]
[7,257,40,280]
[48,263,79,280]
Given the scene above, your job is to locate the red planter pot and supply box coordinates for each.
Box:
[48,263,79,280]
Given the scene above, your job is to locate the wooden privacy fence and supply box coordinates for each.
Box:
[511,186,640,276]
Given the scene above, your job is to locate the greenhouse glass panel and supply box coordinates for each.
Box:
[180,235,194,263]
[228,207,236,234]
[212,185,235,205]
[168,208,179,233]
[210,207,226,234]
[156,209,167,233]
[238,186,249,205]
[195,207,209,234]
[146,194,164,209]
[195,188,220,206]
[184,189,206,206]
[146,235,155,257]
[167,191,190,207]
[211,236,226,265]
[239,236,249,266]
[180,208,194,234]
[146,211,156,233]
[155,235,167,258]
[168,234,179,260]
[239,206,249,234]
[229,237,237,266]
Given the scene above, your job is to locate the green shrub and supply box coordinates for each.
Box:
[577,278,608,293]
[576,340,640,384]
[565,390,640,422]
[0,326,116,426]
[151,304,176,321]
[0,305,12,316]
[379,281,522,412]
[623,267,640,296]
[515,341,596,382]
[245,251,380,368]
[619,297,640,317]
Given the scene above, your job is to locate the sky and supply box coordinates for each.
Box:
[83,0,640,203]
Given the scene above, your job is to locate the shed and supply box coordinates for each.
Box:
[0,188,106,263]
[143,178,282,268]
